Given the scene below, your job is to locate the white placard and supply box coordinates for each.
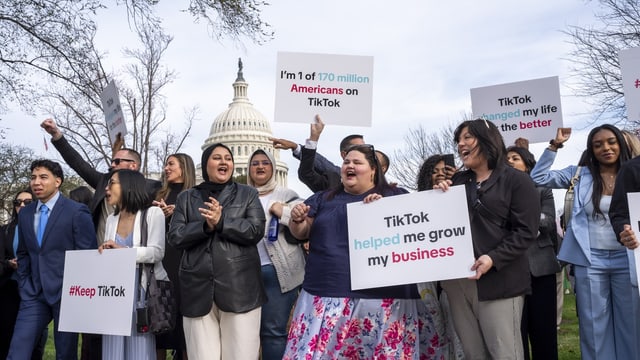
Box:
[620,47,640,123]
[59,248,137,336]
[470,76,563,146]
[274,51,374,127]
[100,80,128,145]
[347,186,475,290]
[627,193,640,296]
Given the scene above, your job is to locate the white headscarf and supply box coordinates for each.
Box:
[246,149,278,195]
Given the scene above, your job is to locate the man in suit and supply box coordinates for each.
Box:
[41,118,161,246]
[8,160,96,360]
[41,118,161,360]
[271,115,365,192]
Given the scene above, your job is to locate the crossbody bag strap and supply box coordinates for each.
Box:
[569,166,582,190]
[136,208,149,304]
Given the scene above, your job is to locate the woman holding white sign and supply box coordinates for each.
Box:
[435,119,540,360]
[531,125,637,360]
[285,144,442,359]
[99,169,168,360]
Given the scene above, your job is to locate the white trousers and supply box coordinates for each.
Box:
[183,303,261,360]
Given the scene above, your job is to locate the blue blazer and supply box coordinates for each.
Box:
[530,149,595,267]
[16,194,97,304]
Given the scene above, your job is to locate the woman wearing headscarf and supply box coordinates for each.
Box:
[246,149,306,360]
[168,143,266,360]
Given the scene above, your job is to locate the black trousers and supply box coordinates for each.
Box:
[521,273,559,360]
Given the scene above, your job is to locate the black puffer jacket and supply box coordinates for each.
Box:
[168,182,266,316]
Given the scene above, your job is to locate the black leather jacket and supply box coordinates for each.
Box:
[168,183,266,317]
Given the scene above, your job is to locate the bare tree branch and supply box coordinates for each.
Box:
[389,122,459,191]
[564,0,640,129]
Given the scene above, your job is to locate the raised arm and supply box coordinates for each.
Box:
[41,118,104,189]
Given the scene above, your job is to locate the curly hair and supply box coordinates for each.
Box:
[416,155,446,191]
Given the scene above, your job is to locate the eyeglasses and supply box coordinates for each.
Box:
[107,178,120,187]
[13,199,33,206]
[111,158,136,166]
[250,160,272,167]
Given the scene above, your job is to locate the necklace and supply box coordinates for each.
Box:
[601,173,616,190]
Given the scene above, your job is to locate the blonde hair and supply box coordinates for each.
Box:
[156,153,196,201]
[622,130,640,157]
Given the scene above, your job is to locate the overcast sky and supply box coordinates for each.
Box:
[3,0,610,199]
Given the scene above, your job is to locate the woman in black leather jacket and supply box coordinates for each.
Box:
[168,143,266,360]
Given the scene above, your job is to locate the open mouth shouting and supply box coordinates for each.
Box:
[216,165,229,176]
[459,148,472,161]
[344,167,357,180]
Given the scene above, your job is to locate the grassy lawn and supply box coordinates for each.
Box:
[43,294,582,359]
[558,292,581,360]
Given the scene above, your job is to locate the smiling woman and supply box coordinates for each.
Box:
[437,119,541,359]
[246,149,306,360]
[99,169,167,359]
[530,125,637,360]
[167,143,266,359]
[282,145,446,358]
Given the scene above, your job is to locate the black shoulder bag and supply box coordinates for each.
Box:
[136,208,177,335]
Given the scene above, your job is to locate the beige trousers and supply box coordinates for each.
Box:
[441,278,525,360]
[183,303,261,360]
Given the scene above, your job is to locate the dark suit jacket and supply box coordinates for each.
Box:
[298,147,341,193]
[527,187,561,277]
[0,223,17,286]
[610,155,640,240]
[51,136,161,227]
[16,195,96,304]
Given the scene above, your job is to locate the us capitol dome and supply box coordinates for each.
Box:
[201,58,289,186]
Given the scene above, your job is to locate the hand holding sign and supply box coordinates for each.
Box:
[556,127,571,142]
[470,254,494,280]
[309,115,325,141]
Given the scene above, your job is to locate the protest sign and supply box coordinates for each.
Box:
[100,80,127,145]
[627,192,640,297]
[59,248,136,336]
[471,76,563,145]
[274,51,374,126]
[347,186,475,290]
[620,47,640,123]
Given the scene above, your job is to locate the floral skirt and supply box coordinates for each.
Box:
[283,290,446,360]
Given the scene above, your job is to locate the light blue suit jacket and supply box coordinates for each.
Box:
[530,149,594,267]
[16,194,97,304]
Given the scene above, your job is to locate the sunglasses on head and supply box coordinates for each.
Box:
[346,144,379,166]
[111,158,135,166]
[13,198,33,206]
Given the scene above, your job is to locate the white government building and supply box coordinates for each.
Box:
[199,58,289,186]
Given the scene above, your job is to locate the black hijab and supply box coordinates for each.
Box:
[196,143,234,201]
